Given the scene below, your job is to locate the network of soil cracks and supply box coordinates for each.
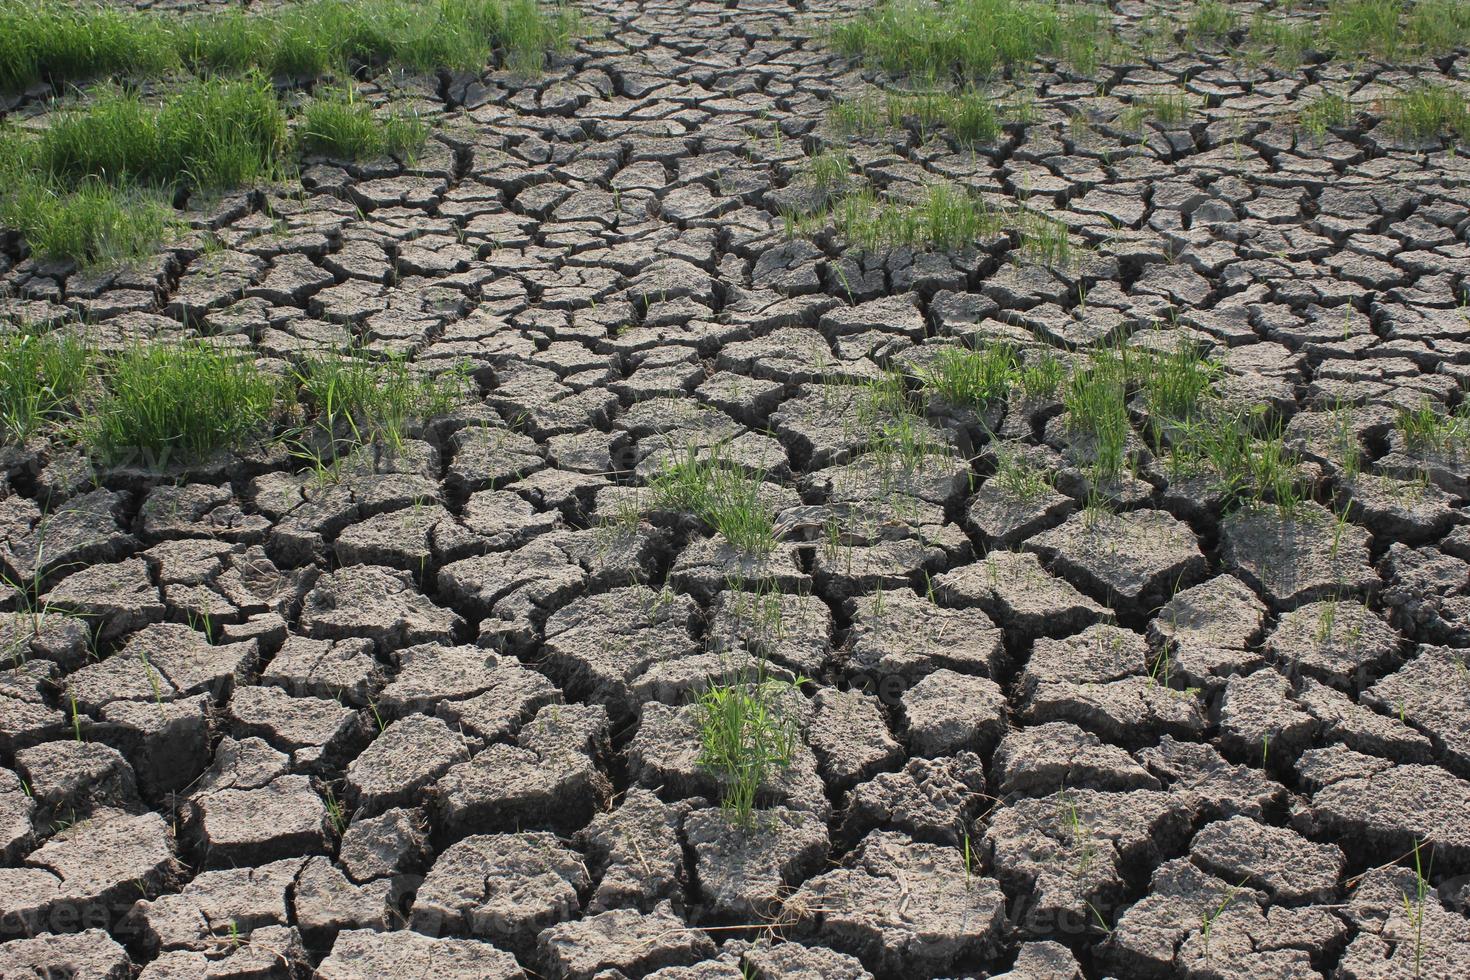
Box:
[2,0,1470,977]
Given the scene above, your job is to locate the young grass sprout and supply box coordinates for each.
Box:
[650,447,779,556]
[693,667,804,830]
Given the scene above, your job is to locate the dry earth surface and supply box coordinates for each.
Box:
[1,0,1470,978]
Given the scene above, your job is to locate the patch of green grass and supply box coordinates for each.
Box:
[803,148,854,191]
[1323,0,1410,57]
[1384,84,1470,144]
[833,88,1026,146]
[1017,210,1073,266]
[854,370,952,474]
[185,0,576,77]
[1396,401,1470,452]
[1299,93,1353,140]
[895,89,1003,144]
[1063,350,1131,481]
[27,76,288,190]
[990,442,1053,500]
[1186,0,1239,44]
[87,343,282,465]
[830,95,887,136]
[1405,0,1470,55]
[1173,410,1310,514]
[1,0,581,91]
[294,353,470,456]
[297,88,428,161]
[650,447,778,555]
[1118,91,1193,132]
[1138,341,1218,439]
[1244,14,1316,67]
[0,174,176,267]
[693,668,804,830]
[1324,0,1470,59]
[829,0,1112,80]
[0,1,179,92]
[1017,348,1067,400]
[0,329,92,443]
[925,342,1018,408]
[826,183,1006,252]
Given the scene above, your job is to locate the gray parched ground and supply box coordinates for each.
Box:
[2,0,1470,978]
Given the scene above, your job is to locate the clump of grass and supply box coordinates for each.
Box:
[1173,411,1309,514]
[1396,401,1470,452]
[0,329,92,443]
[693,668,804,830]
[1383,84,1470,144]
[829,0,1112,79]
[1018,348,1067,400]
[1187,0,1239,44]
[1118,91,1193,132]
[27,76,288,190]
[803,147,854,191]
[1063,350,1131,481]
[297,88,428,160]
[649,447,778,555]
[1324,0,1470,59]
[1323,0,1410,57]
[893,89,1003,144]
[925,342,1018,408]
[295,353,470,455]
[1,77,284,265]
[830,95,887,136]
[0,175,175,267]
[1405,0,1470,55]
[1,0,581,92]
[1299,93,1353,140]
[991,442,1053,500]
[1138,341,1218,440]
[88,343,282,465]
[0,1,179,91]
[1017,210,1072,266]
[824,183,1005,252]
[855,371,952,474]
[1244,14,1316,67]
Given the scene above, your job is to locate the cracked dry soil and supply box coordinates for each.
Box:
[2,0,1470,978]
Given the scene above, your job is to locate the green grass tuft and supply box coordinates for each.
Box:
[829,0,1111,80]
[1396,401,1470,452]
[28,76,288,190]
[1062,349,1131,482]
[1384,84,1470,144]
[1299,93,1353,139]
[925,342,1018,408]
[0,174,175,267]
[0,329,92,443]
[1118,91,1193,132]
[88,343,282,465]
[827,183,1005,252]
[1187,0,1239,43]
[297,88,428,161]
[0,1,179,92]
[294,353,470,457]
[693,669,804,830]
[1324,0,1470,59]
[650,447,779,555]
